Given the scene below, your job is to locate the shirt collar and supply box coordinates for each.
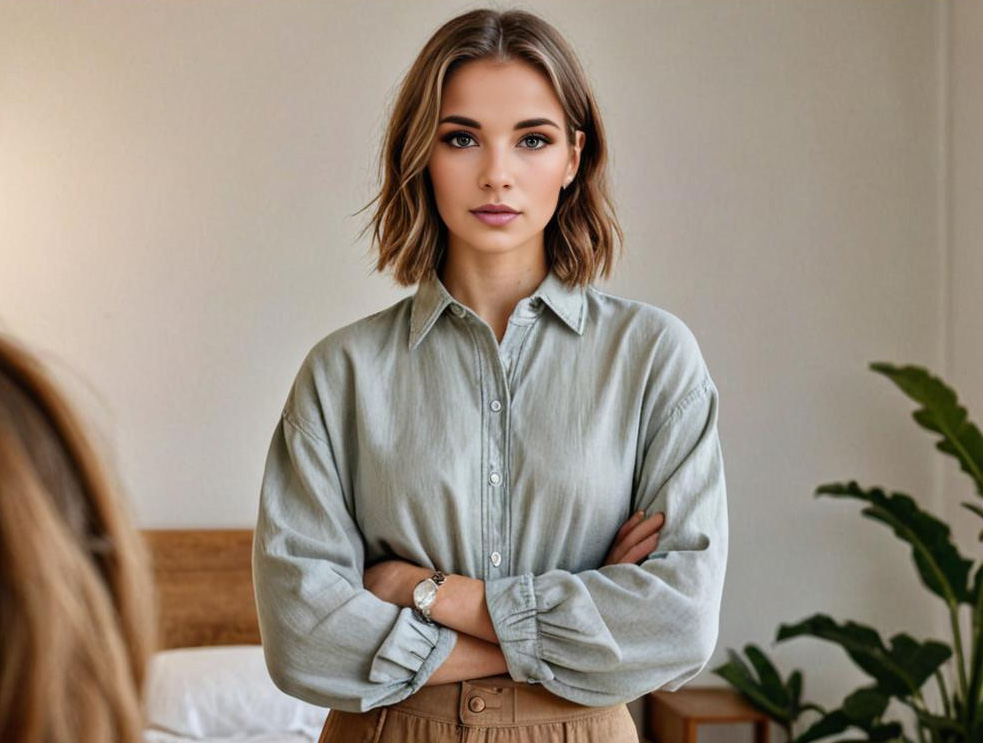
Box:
[409,267,588,351]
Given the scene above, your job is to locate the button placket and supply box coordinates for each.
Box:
[486,329,515,582]
[480,300,538,582]
[486,378,507,578]
[456,299,509,578]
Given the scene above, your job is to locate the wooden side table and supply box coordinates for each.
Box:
[644,686,771,743]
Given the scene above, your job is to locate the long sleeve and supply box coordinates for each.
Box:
[483,372,728,706]
[252,402,458,713]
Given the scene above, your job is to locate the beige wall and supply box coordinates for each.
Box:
[944,6,983,743]
[1,1,975,740]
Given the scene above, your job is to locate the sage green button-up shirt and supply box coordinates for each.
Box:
[252,267,728,713]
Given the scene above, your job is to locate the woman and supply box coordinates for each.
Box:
[0,332,158,743]
[253,7,728,742]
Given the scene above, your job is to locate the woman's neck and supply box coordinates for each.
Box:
[438,251,549,344]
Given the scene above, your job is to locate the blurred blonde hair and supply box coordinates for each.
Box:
[0,333,157,743]
[358,6,625,287]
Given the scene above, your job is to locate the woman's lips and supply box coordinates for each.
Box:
[471,210,520,226]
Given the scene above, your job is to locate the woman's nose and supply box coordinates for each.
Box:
[478,147,515,189]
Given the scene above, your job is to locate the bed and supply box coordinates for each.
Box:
[141,529,328,743]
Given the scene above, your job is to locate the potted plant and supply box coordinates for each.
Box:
[713,362,983,743]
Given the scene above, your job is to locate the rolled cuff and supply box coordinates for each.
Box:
[368,606,458,685]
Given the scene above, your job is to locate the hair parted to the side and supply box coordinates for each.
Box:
[0,332,158,743]
[354,7,625,288]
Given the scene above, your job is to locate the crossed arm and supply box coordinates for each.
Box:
[364,562,508,685]
[258,350,718,709]
[363,507,663,686]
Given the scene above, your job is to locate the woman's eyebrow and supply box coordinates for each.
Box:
[438,115,560,131]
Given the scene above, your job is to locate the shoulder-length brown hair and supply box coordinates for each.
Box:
[357,7,625,287]
[0,333,157,743]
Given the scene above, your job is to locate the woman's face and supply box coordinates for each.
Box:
[427,58,585,264]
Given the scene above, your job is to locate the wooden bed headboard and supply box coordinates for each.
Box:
[142,529,261,649]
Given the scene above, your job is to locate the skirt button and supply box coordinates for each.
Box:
[468,695,486,713]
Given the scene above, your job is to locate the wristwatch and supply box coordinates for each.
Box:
[412,570,447,625]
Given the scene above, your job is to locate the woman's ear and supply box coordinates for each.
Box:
[566,129,586,185]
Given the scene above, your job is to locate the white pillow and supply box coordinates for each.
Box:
[143,645,328,739]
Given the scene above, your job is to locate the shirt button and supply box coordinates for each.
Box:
[450,304,465,317]
[490,551,501,567]
[489,471,501,486]
[490,400,502,412]
[468,695,486,713]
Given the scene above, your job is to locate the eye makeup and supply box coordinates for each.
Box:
[439,131,553,150]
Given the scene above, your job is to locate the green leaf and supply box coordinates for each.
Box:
[815,480,974,605]
[869,362,983,498]
[795,709,852,743]
[965,564,983,729]
[862,721,907,741]
[776,614,952,696]
[745,643,790,708]
[815,722,911,742]
[787,669,804,716]
[841,686,890,723]
[970,714,983,743]
[912,707,965,735]
[795,700,904,743]
[962,501,983,522]
[794,700,902,742]
[960,501,983,541]
[711,651,792,723]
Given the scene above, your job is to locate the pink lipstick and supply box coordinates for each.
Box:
[471,203,521,227]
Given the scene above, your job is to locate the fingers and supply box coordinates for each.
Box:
[620,530,661,565]
[614,511,644,542]
[625,512,665,544]
[615,510,664,542]
[608,512,665,565]
[606,528,661,566]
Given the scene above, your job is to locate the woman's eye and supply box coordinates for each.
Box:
[521,134,551,149]
[447,132,475,148]
[440,132,552,150]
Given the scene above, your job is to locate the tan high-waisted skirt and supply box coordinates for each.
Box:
[317,673,640,743]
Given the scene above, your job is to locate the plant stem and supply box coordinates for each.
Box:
[967,573,983,731]
[916,717,929,743]
[936,418,983,493]
[865,502,968,701]
[948,600,969,705]
[935,668,952,718]
[902,692,937,743]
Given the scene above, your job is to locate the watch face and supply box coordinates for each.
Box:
[414,579,437,608]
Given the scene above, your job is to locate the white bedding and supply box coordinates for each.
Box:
[142,646,328,743]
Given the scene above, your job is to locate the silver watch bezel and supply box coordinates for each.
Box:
[413,571,446,622]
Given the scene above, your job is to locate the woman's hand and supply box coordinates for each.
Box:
[363,559,429,609]
[603,510,666,566]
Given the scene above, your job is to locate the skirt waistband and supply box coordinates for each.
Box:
[388,674,627,728]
